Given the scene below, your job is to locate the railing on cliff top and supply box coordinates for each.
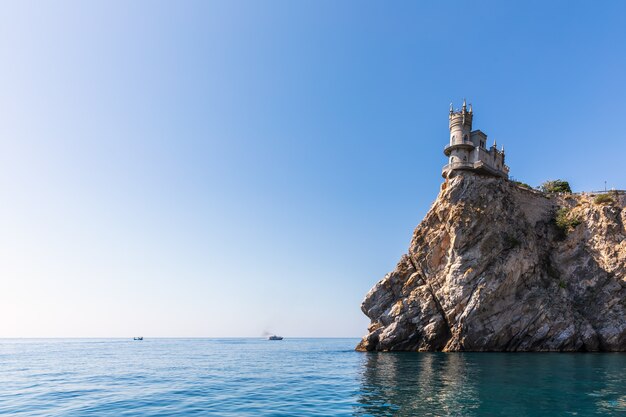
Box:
[518,187,626,196]
[571,190,626,196]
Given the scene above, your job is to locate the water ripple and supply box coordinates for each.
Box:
[0,339,624,416]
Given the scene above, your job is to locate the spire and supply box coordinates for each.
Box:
[450,102,453,114]
[469,103,473,113]
[462,98,467,111]
[493,138,497,148]
[501,145,505,153]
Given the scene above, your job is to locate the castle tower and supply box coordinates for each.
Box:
[442,101,509,179]
[445,99,474,168]
[449,99,473,145]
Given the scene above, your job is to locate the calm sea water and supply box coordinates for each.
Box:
[0,338,624,416]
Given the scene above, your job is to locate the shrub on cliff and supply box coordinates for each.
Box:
[555,207,581,233]
[511,179,533,190]
[594,194,614,205]
[540,180,572,194]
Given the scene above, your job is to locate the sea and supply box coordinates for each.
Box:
[0,338,624,416]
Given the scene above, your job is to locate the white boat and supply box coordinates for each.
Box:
[133,337,143,341]
[268,335,283,340]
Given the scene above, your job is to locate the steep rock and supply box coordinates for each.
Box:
[357,173,626,351]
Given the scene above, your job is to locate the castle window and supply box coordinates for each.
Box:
[464,134,469,142]
[480,140,485,148]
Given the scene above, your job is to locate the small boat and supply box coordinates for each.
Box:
[268,335,283,340]
[133,337,143,341]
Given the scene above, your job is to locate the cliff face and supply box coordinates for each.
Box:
[357,173,626,351]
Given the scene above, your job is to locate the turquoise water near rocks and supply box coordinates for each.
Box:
[0,338,624,416]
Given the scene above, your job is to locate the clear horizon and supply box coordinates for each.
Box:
[1,1,625,338]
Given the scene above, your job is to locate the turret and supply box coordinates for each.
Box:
[444,99,475,170]
[448,99,473,146]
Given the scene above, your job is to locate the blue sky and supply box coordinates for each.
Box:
[1,1,625,337]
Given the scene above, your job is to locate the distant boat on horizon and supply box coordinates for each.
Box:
[133,337,143,341]
[268,335,283,340]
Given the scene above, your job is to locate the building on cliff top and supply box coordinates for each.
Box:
[442,100,509,179]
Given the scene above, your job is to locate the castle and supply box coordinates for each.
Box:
[442,100,509,179]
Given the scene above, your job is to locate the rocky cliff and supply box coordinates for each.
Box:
[357,173,626,351]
